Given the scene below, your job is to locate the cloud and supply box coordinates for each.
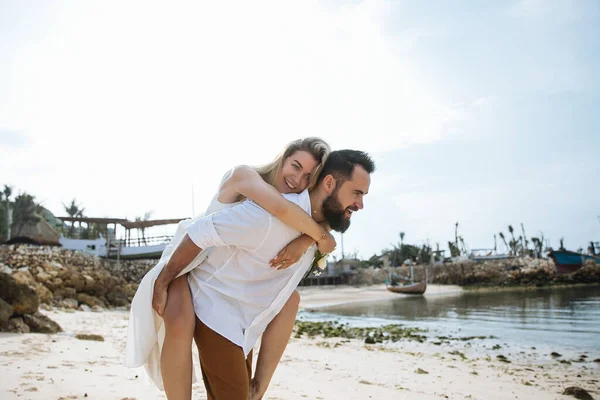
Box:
[509,0,599,23]
[0,130,28,148]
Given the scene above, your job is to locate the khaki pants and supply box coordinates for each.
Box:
[194,318,253,400]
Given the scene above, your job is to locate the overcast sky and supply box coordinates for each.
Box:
[2,0,599,258]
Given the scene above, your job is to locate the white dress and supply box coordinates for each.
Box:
[124,172,236,390]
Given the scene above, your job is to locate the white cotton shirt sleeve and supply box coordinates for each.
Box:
[186,200,272,252]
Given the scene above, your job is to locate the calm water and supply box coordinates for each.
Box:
[299,285,600,354]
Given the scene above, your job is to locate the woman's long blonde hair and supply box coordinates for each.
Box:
[254,137,331,191]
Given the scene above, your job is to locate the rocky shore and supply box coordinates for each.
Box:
[0,244,155,333]
[1,244,599,333]
[351,257,600,287]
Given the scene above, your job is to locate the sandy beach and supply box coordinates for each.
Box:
[1,285,598,400]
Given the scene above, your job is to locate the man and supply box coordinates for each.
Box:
[153,150,374,399]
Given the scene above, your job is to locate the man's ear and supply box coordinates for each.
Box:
[323,174,337,194]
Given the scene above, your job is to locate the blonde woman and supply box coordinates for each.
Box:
[126,137,336,400]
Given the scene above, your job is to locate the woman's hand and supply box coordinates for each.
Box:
[270,235,315,270]
[316,231,336,254]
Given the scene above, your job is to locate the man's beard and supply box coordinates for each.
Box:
[322,190,351,233]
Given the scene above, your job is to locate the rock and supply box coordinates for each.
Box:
[35,271,53,283]
[11,270,36,286]
[53,287,77,299]
[416,368,429,374]
[22,312,62,333]
[11,283,40,315]
[62,298,79,309]
[551,352,562,358]
[0,298,14,329]
[45,277,64,291]
[43,261,63,270]
[106,290,128,307]
[39,303,53,311]
[91,305,104,313]
[17,266,29,272]
[562,387,594,400]
[0,272,19,302]
[75,333,104,341]
[7,317,30,333]
[1,264,11,274]
[79,304,92,312]
[34,283,53,304]
[76,293,106,308]
[364,337,376,344]
[66,274,86,292]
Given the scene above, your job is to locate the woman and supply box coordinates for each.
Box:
[125,137,335,400]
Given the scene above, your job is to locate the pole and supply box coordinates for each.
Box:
[7,207,12,240]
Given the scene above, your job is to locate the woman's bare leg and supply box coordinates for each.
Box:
[250,290,300,400]
[160,275,196,400]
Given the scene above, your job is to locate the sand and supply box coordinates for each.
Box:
[1,285,598,399]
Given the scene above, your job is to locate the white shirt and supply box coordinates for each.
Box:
[186,189,316,356]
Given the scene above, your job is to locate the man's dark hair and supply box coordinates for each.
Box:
[317,149,375,185]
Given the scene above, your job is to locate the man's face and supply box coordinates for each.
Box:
[322,165,371,233]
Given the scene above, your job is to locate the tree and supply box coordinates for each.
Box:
[62,198,82,236]
[1,185,13,239]
[12,193,41,236]
[399,232,405,247]
[499,232,509,253]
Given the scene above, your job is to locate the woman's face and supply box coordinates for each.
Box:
[275,150,319,194]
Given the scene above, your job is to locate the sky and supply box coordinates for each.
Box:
[1,0,599,259]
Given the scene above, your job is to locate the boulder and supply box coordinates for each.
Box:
[62,298,79,309]
[53,287,77,299]
[76,293,106,308]
[106,290,128,307]
[0,298,14,329]
[23,312,62,333]
[11,270,36,286]
[66,274,86,292]
[0,273,40,315]
[7,317,30,333]
[34,283,54,304]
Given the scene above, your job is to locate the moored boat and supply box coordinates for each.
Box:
[548,249,599,275]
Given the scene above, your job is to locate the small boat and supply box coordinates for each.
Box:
[386,265,427,295]
[548,249,599,275]
[386,280,427,295]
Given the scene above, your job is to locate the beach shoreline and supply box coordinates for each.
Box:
[1,285,598,399]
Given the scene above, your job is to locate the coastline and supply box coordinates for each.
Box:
[1,285,598,399]
[298,283,463,309]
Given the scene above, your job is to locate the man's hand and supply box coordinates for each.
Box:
[152,278,169,316]
[316,231,336,254]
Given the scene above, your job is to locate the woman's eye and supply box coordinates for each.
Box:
[293,164,300,170]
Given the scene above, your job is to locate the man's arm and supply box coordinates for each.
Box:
[153,234,202,316]
[152,201,273,316]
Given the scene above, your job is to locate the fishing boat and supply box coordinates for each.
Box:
[548,249,600,275]
[385,264,427,295]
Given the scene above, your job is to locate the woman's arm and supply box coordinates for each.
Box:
[224,166,335,252]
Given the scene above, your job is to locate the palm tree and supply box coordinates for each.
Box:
[2,185,13,238]
[499,232,509,253]
[399,232,405,247]
[454,222,459,248]
[12,193,41,236]
[63,198,81,235]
